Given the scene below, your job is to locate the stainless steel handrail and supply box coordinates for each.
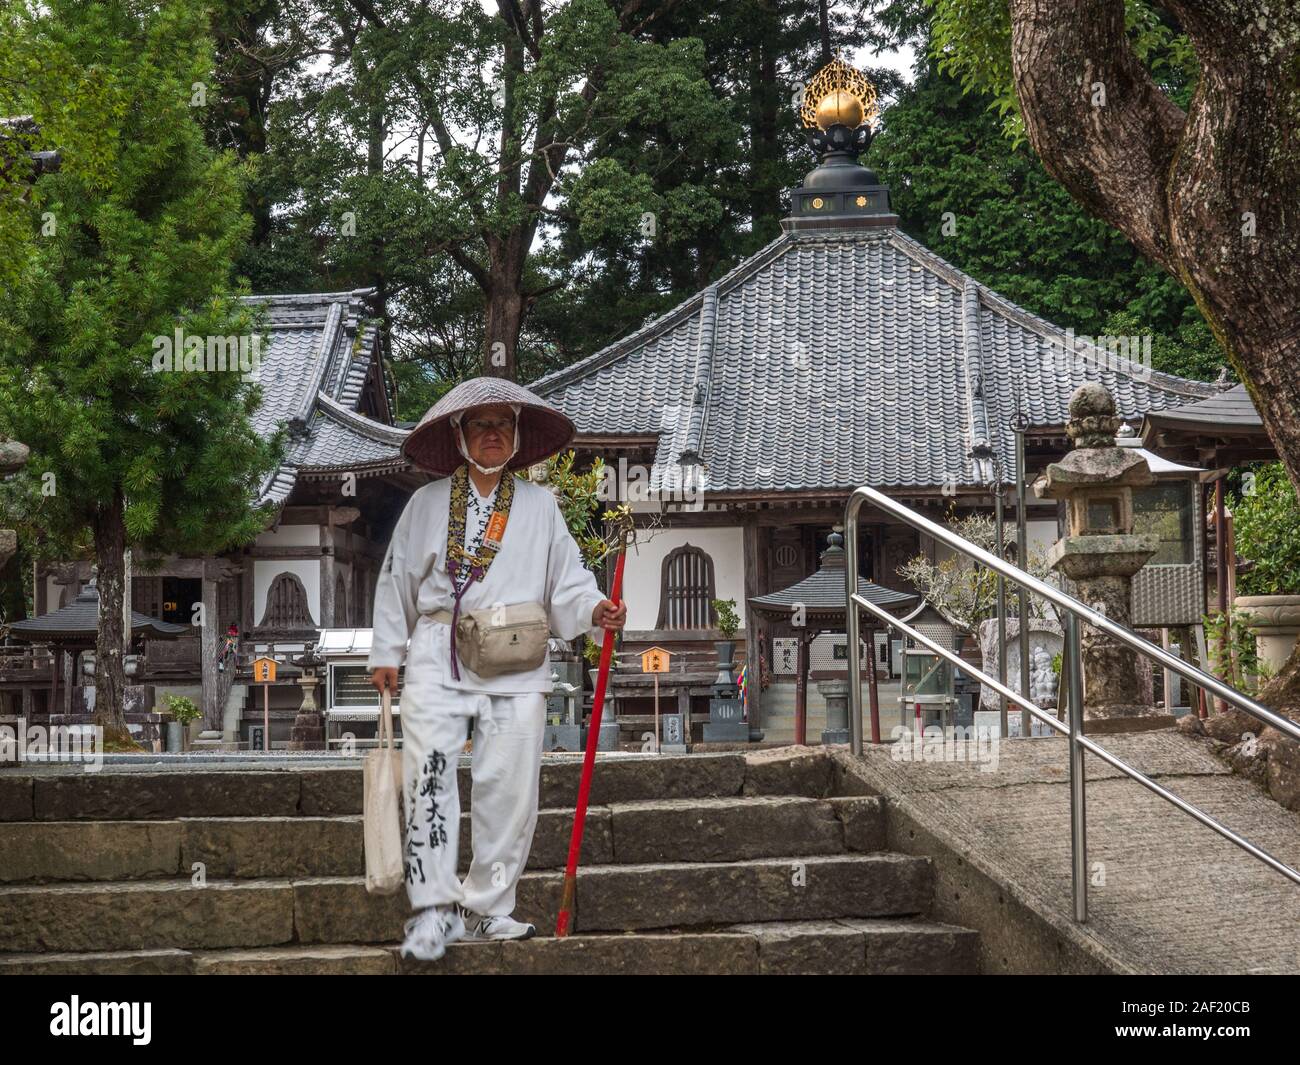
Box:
[845,484,1300,922]
[846,486,1300,744]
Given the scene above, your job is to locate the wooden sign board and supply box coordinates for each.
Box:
[640,646,671,674]
[251,657,277,684]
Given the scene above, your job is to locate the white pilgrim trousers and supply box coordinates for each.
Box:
[398,671,546,916]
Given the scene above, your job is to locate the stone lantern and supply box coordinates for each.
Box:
[288,646,325,750]
[1034,383,1160,720]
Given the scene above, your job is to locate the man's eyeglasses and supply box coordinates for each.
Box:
[464,415,516,434]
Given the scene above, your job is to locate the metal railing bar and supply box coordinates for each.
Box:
[1063,612,1088,922]
[852,589,1300,893]
[1073,731,1300,887]
[845,485,1300,915]
[845,486,1300,745]
[849,591,1067,738]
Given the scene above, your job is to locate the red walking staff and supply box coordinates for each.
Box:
[555,536,628,938]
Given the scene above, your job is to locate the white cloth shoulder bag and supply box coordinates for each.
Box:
[363,688,405,895]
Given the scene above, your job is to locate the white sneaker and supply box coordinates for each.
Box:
[456,903,536,942]
[399,905,465,962]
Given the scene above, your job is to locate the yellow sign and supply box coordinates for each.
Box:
[252,657,277,684]
[640,647,672,674]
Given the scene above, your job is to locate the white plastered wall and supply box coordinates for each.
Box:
[622,526,746,631]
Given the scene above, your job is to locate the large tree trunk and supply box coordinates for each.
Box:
[1005,0,1300,774]
[1007,0,1300,499]
[483,234,528,379]
[91,490,135,750]
[363,49,392,363]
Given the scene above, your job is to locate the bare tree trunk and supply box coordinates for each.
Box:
[1007,0,1300,498]
[483,234,528,379]
[92,490,134,749]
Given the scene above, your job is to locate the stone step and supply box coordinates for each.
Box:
[0,749,839,822]
[0,796,883,882]
[0,853,931,953]
[0,919,977,975]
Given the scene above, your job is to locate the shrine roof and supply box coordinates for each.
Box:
[529,227,1219,496]
[240,289,411,507]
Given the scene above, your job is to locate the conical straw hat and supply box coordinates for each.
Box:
[401,377,576,476]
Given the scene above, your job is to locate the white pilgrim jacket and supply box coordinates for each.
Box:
[366,473,608,693]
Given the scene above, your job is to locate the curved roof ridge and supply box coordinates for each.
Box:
[288,300,344,430]
[886,227,977,292]
[679,284,719,463]
[256,463,298,508]
[315,391,410,446]
[961,278,993,455]
[240,286,378,307]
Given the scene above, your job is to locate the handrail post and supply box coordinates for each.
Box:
[1015,423,1032,738]
[1064,612,1088,923]
[995,482,1008,737]
[845,491,866,754]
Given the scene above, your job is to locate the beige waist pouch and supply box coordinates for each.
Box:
[439,601,550,678]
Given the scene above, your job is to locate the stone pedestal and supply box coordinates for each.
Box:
[543,723,584,752]
[288,674,325,750]
[703,695,748,742]
[1234,594,1300,673]
[1049,535,1159,719]
[818,679,850,745]
[660,711,689,753]
[585,669,620,751]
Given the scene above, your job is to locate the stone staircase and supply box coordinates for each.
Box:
[0,750,980,974]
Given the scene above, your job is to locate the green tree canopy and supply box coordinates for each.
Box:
[0,0,282,739]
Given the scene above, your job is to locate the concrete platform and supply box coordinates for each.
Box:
[833,729,1300,974]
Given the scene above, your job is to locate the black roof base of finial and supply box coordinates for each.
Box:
[784,126,896,231]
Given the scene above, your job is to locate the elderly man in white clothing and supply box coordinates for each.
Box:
[368,377,625,962]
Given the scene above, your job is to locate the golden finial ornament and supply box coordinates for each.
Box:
[800,57,878,131]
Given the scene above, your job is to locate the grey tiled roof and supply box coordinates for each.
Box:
[1143,383,1263,432]
[240,289,409,505]
[749,546,915,616]
[529,226,1220,495]
[7,584,189,639]
[295,394,410,473]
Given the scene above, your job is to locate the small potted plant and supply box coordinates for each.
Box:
[161,693,201,753]
[711,598,740,695]
[1231,462,1300,672]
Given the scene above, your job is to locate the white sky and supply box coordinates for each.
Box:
[853,41,918,90]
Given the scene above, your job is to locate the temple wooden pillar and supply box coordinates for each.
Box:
[865,624,881,743]
[742,520,764,733]
[320,514,336,628]
[795,633,809,746]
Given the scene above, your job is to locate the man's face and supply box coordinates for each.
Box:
[461,403,516,468]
